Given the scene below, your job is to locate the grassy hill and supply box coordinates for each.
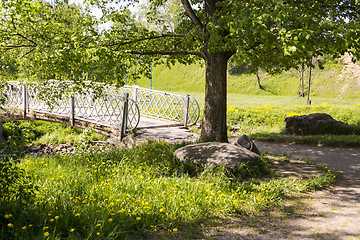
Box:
[136,55,360,102]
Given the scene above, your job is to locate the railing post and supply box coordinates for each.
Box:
[119,92,129,139]
[70,96,75,127]
[132,85,138,103]
[23,85,28,118]
[183,94,190,127]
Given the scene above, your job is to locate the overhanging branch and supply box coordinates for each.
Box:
[128,50,205,58]
[105,34,186,48]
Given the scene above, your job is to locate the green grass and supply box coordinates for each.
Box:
[1,120,105,148]
[0,141,337,239]
[136,59,359,99]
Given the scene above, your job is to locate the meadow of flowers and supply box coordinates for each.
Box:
[0,140,337,239]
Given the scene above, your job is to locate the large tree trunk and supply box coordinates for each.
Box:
[201,52,231,142]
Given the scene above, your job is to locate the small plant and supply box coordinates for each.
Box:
[0,157,37,205]
[74,127,97,156]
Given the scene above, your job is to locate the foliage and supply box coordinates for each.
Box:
[0,0,126,87]
[0,141,336,239]
[0,157,37,205]
[1,121,104,151]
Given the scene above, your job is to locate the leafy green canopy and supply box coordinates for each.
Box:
[1,0,359,82]
[0,0,132,86]
[103,0,359,68]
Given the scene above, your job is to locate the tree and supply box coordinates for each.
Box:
[98,0,360,142]
[2,0,360,142]
[0,0,128,88]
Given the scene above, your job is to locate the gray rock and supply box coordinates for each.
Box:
[234,134,260,154]
[285,113,350,135]
[174,142,259,172]
[29,145,41,152]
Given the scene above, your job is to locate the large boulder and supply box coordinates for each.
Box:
[285,113,351,135]
[174,142,259,172]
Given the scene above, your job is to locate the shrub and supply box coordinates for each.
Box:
[0,157,37,205]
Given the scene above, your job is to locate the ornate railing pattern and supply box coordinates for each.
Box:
[109,86,200,126]
[3,81,200,138]
[3,81,140,138]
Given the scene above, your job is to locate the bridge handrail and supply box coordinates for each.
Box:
[114,85,200,126]
[3,81,140,138]
[3,81,200,132]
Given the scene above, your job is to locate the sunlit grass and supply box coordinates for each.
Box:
[0,141,337,239]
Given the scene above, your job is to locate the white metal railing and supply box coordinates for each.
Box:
[3,81,200,137]
[3,81,139,138]
[108,85,200,126]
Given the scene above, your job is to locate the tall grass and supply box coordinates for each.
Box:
[0,141,337,239]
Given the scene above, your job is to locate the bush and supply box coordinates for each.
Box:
[0,157,37,205]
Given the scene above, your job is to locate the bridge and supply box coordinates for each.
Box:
[2,81,200,139]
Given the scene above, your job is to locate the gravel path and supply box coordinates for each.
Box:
[251,142,360,240]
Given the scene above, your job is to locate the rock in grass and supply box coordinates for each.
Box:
[285,113,352,135]
[234,134,260,154]
[174,142,259,172]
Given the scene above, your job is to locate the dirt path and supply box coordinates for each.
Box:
[207,142,360,240]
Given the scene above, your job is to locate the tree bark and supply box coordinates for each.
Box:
[201,52,232,142]
[0,122,5,142]
[256,69,264,90]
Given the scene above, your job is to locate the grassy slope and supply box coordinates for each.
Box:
[136,59,359,108]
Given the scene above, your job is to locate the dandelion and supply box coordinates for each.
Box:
[28,224,33,227]
[173,228,178,232]
[55,216,59,219]
[7,223,14,228]
[50,218,55,222]
[44,232,50,237]
[75,213,80,217]
[4,214,13,219]
[108,218,113,222]
[97,232,100,235]
[159,208,164,212]
[70,228,75,232]
[22,226,27,230]
[96,223,101,227]
[136,217,141,221]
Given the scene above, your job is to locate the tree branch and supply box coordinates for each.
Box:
[20,47,36,59]
[5,44,37,49]
[13,33,38,46]
[105,34,186,47]
[128,50,205,58]
[181,0,204,29]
